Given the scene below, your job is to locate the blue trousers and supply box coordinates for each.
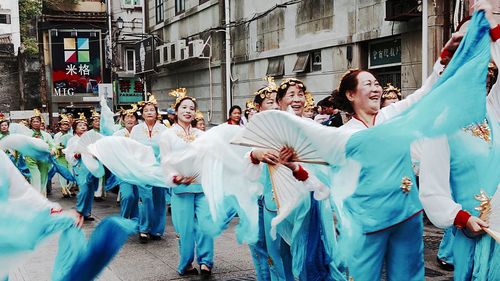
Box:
[74,164,97,217]
[119,182,139,220]
[437,227,455,265]
[171,192,214,274]
[350,213,424,281]
[249,198,272,281]
[263,207,294,281]
[138,186,166,235]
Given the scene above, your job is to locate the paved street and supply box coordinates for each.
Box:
[10,181,453,281]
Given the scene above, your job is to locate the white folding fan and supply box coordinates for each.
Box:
[77,130,105,178]
[230,111,346,237]
[477,189,500,243]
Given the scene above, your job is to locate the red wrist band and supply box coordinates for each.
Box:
[292,165,309,182]
[454,210,471,229]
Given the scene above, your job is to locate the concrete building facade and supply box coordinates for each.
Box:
[146,0,454,124]
[0,0,21,55]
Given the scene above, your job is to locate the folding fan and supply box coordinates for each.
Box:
[231,112,329,165]
[477,189,500,243]
[77,130,105,178]
[87,136,168,188]
[0,134,50,161]
[159,129,201,185]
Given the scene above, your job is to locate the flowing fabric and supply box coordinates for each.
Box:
[100,97,121,136]
[48,156,76,182]
[87,136,168,188]
[0,134,50,161]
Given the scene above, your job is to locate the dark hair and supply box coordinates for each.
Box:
[276,78,307,102]
[333,69,376,114]
[320,96,334,108]
[174,97,198,112]
[253,87,277,105]
[228,105,242,116]
[0,120,9,126]
[191,118,203,127]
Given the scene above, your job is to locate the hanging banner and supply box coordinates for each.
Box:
[117,78,144,104]
[50,30,103,96]
[135,36,155,75]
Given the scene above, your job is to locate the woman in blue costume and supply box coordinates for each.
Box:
[245,80,279,281]
[64,113,99,221]
[244,9,490,280]
[249,78,343,281]
[25,109,54,196]
[159,90,216,277]
[113,106,140,220]
[130,95,167,243]
[419,2,500,280]
[0,115,30,178]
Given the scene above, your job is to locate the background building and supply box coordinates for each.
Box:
[145,0,458,124]
[0,0,21,55]
[38,0,111,124]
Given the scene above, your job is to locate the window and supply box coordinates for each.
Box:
[155,0,164,24]
[123,0,141,7]
[311,50,322,72]
[175,0,185,15]
[126,49,135,71]
[266,57,284,77]
[292,50,321,73]
[0,14,11,24]
[293,53,310,73]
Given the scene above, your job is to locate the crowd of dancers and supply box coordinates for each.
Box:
[1,3,500,281]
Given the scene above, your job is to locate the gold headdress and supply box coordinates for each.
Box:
[121,104,139,116]
[382,83,402,100]
[255,76,279,99]
[169,88,195,108]
[195,110,205,121]
[30,109,42,121]
[59,114,70,124]
[246,99,257,111]
[304,91,315,109]
[137,93,158,108]
[279,78,305,91]
[75,112,88,124]
[90,109,101,120]
[0,113,7,122]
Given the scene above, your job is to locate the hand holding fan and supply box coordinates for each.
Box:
[476,189,500,243]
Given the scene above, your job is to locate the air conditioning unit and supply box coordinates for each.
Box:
[187,39,206,58]
[164,42,175,63]
[171,40,185,62]
[179,40,189,60]
[162,44,170,64]
[155,45,164,67]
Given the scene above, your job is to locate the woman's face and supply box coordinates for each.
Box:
[258,92,279,112]
[177,99,196,124]
[142,104,158,122]
[195,119,206,131]
[75,122,88,135]
[247,109,257,120]
[59,123,70,132]
[31,118,41,130]
[279,85,305,116]
[123,114,137,130]
[92,118,100,130]
[346,71,383,115]
[0,121,8,133]
[230,108,241,123]
[303,108,315,119]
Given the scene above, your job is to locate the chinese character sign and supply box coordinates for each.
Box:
[51,30,102,96]
[118,78,144,104]
[369,38,401,68]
